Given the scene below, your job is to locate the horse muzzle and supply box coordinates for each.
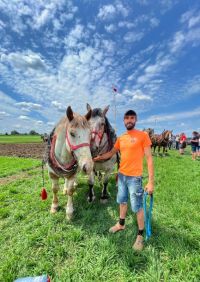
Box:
[81,160,93,175]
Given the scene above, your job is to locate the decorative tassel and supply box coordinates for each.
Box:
[41,188,48,200]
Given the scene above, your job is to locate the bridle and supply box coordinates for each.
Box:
[66,130,90,152]
[91,130,104,144]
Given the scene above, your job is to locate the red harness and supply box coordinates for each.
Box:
[49,131,90,175]
[66,130,90,151]
[91,130,104,143]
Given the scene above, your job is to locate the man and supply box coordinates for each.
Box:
[93,110,154,251]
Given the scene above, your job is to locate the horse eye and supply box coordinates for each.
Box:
[70,132,75,137]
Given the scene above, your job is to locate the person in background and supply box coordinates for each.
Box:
[93,110,154,251]
[191,131,200,160]
[197,132,200,158]
[175,134,180,150]
[191,131,200,161]
[179,133,187,155]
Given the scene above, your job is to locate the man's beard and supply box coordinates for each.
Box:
[125,122,135,130]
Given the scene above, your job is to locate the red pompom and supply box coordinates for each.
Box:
[41,188,48,200]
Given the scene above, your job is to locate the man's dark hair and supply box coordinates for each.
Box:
[124,110,137,118]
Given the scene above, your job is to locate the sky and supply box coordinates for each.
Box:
[0,0,200,136]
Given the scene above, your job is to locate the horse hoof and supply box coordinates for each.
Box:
[66,213,73,220]
[50,207,58,214]
[100,197,108,204]
[87,195,95,203]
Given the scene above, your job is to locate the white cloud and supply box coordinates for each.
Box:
[0,111,10,119]
[19,115,31,120]
[137,56,172,84]
[98,2,129,20]
[64,24,85,48]
[184,75,200,96]
[105,24,116,33]
[188,14,200,28]
[118,21,135,29]
[181,9,200,28]
[170,31,185,53]
[150,18,160,28]
[132,90,152,101]
[16,102,42,110]
[1,52,46,71]
[51,101,66,112]
[124,31,144,43]
[140,108,200,123]
[98,4,116,20]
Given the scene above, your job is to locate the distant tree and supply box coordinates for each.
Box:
[11,130,20,135]
[5,132,8,135]
[29,130,39,135]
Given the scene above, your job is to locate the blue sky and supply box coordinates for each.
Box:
[0,0,200,136]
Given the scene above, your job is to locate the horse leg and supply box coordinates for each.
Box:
[100,174,109,204]
[63,174,78,195]
[65,176,75,220]
[158,145,160,156]
[88,171,95,202]
[49,172,59,214]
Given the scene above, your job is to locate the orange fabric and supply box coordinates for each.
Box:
[114,129,152,176]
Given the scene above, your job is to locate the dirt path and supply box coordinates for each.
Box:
[0,143,45,159]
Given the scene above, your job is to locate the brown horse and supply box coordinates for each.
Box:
[151,130,173,155]
[47,106,93,219]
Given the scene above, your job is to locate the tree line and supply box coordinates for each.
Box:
[1,130,40,135]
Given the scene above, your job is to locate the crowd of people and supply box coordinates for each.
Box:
[170,132,200,160]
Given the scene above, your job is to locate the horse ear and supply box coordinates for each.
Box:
[86,103,92,112]
[85,109,92,120]
[103,105,110,116]
[66,106,74,121]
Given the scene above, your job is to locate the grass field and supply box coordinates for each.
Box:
[0,149,200,282]
[0,156,41,178]
[0,135,42,143]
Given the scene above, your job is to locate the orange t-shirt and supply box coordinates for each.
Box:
[114,129,152,176]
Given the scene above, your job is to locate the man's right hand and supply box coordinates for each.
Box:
[93,155,102,161]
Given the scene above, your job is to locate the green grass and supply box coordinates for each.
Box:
[0,135,42,143]
[0,149,200,281]
[0,156,41,178]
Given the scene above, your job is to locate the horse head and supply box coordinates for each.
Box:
[144,128,154,137]
[163,130,173,140]
[87,103,109,148]
[65,106,93,174]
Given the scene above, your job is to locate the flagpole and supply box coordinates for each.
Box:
[112,86,117,133]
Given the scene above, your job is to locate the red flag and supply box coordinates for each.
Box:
[112,86,117,92]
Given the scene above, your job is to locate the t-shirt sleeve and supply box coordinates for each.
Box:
[114,137,120,151]
[143,132,152,148]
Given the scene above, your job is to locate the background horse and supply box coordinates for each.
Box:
[143,128,154,139]
[47,106,93,219]
[151,130,172,155]
[86,104,118,203]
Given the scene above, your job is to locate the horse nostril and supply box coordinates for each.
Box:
[82,164,87,173]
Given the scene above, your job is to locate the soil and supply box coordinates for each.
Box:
[0,143,46,159]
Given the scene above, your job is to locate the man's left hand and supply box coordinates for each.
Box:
[145,182,154,195]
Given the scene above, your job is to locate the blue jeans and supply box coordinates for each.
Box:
[117,172,144,213]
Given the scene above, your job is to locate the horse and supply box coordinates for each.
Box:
[151,130,173,155]
[46,106,94,219]
[86,104,118,203]
[143,128,154,139]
